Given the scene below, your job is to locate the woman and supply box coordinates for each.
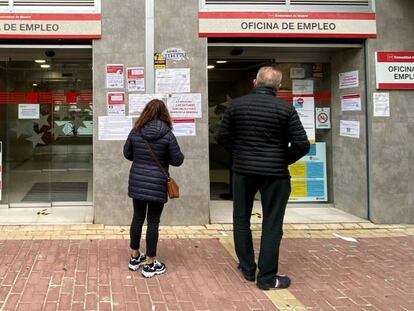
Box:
[123,99,184,278]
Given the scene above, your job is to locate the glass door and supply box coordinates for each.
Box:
[0,46,93,207]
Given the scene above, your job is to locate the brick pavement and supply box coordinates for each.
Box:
[277,236,414,311]
[0,223,413,311]
[0,238,276,311]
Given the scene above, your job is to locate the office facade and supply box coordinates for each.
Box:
[0,0,413,224]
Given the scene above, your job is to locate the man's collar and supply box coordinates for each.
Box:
[251,87,275,96]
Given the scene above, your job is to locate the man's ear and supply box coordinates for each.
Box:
[253,79,257,87]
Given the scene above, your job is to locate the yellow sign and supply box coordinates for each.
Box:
[289,162,306,179]
[290,180,307,198]
[154,53,166,70]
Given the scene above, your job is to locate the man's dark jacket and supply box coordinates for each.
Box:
[123,120,184,203]
[216,87,310,177]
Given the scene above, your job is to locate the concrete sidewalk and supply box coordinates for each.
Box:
[0,223,413,311]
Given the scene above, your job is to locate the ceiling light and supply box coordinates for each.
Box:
[33,83,38,86]
[40,64,51,69]
[207,65,215,69]
[216,60,227,64]
[35,60,46,64]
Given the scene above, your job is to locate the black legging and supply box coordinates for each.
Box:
[130,199,164,257]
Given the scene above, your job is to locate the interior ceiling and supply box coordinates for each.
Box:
[208,44,362,65]
[0,47,92,62]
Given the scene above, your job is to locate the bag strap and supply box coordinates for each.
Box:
[142,138,170,179]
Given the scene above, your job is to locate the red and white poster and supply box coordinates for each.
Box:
[107,92,125,116]
[199,12,376,38]
[127,67,145,92]
[341,94,362,112]
[376,52,414,90]
[106,64,124,89]
[172,119,196,137]
[0,13,101,39]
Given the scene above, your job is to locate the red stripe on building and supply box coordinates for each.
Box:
[377,52,414,63]
[0,13,101,21]
[199,33,376,38]
[378,83,414,89]
[198,12,376,20]
[0,34,101,39]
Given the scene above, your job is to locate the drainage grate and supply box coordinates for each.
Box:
[22,182,88,202]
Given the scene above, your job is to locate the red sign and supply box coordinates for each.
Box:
[107,92,125,105]
[376,51,414,90]
[0,13,101,39]
[199,12,376,38]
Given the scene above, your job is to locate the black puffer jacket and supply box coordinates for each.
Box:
[123,120,184,203]
[217,87,310,177]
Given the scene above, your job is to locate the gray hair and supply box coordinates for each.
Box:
[255,67,283,89]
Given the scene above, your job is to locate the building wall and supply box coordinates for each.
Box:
[94,0,209,225]
[331,48,368,219]
[366,0,414,223]
[93,0,147,225]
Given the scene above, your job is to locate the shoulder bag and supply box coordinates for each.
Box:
[143,139,180,199]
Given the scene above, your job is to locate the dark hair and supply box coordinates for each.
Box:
[134,99,172,129]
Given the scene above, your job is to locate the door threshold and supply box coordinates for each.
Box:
[52,202,93,207]
[9,203,52,208]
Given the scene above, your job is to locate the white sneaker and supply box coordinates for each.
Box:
[128,252,146,271]
[141,259,166,278]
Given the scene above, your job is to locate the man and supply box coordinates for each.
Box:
[217,67,310,290]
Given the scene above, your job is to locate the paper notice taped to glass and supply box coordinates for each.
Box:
[18,104,40,119]
[292,79,314,95]
[98,116,133,140]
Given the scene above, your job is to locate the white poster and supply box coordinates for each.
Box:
[172,119,196,137]
[341,94,362,111]
[340,120,360,139]
[373,92,390,117]
[167,93,202,119]
[127,67,145,92]
[0,141,2,201]
[98,116,133,141]
[106,64,124,89]
[292,80,314,95]
[18,104,39,119]
[293,97,315,142]
[129,94,165,116]
[162,47,187,61]
[155,68,191,94]
[339,70,359,89]
[290,68,306,79]
[316,108,331,129]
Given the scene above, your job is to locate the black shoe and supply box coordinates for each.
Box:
[141,259,166,278]
[237,264,255,282]
[257,275,291,290]
[128,253,146,271]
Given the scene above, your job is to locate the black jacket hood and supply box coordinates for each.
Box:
[140,119,171,141]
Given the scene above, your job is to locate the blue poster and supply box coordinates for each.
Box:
[289,142,328,202]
